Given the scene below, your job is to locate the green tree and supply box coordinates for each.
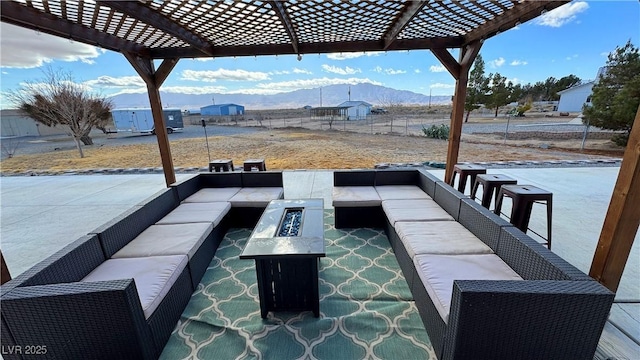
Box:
[8,68,113,158]
[552,75,582,100]
[485,73,511,117]
[464,54,489,122]
[583,40,640,146]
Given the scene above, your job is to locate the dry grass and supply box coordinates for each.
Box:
[0,128,622,173]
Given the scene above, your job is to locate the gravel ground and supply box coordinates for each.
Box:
[1,125,263,160]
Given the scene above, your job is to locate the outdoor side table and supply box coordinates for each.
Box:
[243,159,266,171]
[449,164,486,194]
[209,159,234,172]
[471,174,517,210]
[494,184,553,249]
[240,199,325,318]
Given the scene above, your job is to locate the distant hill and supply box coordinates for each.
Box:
[109,83,451,110]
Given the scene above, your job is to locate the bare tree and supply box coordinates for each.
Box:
[8,68,113,158]
[376,93,404,133]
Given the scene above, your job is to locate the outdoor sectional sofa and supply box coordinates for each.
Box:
[332,169,615,360]
[0,171,283,360]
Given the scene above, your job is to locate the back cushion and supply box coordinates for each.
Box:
[375,169,419,186]
[334,170,375,186]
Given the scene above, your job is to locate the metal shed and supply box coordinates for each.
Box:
[201,104,245,116]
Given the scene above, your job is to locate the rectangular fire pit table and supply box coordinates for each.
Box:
[240,199,325,318]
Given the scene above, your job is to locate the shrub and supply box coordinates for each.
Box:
[422,124,450,140]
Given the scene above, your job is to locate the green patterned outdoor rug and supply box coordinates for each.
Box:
[161,210,435,359]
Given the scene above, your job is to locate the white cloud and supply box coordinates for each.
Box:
[507,78,522,85]
[270,70,290,75]
[84,76,145,88]
[510,60,528,66]
[373,66,406,75]
[489,57,506,68]
[565,54,579,61]
[326,52,383,60]
[181,69,270,82]
[293,67,312,74]
[161,85,228,94]
[0,23,101,69]
[254,77,381,93]
[414,69,421,74]
[535,1,589,28]
[430,83,455,89]
[600,52,610,57]
[321,64,361,75]
[429,65,447,73]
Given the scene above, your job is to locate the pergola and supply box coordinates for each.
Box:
[1,0,638,294]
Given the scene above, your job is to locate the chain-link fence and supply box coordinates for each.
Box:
[191,112,452,137]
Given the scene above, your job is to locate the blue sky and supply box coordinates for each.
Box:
[0,1,638,108]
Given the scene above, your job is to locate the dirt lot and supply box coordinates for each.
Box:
[0,125,624,174]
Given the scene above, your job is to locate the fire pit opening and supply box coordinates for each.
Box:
[277,208,303,237]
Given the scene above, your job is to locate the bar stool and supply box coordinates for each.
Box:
[494,184,553,249]
[471,174,517,209]
[449,164,486,194]
[209,159,234,172]
[243,159,266,171]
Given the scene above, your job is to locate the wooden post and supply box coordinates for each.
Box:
[124,54,178,187]
[432,41,482,184]
[589,106,640,292]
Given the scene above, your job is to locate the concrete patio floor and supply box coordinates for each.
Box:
[1,168,638,358]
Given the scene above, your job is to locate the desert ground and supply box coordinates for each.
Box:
[0,112,624,174]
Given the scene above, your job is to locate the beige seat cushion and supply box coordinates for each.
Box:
[82,255,188,319]
[332,186,381,207]
[183,187,241,203]
[375,185,431,200]
[382,199,453,225]
[112,223,213,260]
[396,221,493,258]
[156,202,231,226]
[414,254,522,323]
[229,187,284,207]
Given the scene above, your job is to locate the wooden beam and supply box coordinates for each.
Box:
[123,52,176,187]
[155,58,179,88]
[382,0,427,50]
[99,0,214,56]
[464,1,569,45]
[0,1,147,55]
[148,37,465,59]
[441,41,482,183]
[590,106,640,292]
[268,1,299,55]
[431,48,461,79]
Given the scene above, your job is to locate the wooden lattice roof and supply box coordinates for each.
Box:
[1,0,568,59]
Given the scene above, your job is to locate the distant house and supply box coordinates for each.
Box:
[200,103,245,116]
[337,101,372,120]
[556,67,607,113]
[557,82,595,113]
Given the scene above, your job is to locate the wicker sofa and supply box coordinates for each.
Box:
[0,172,284,360]
[333,169,614,360]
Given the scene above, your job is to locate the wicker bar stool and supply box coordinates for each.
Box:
[243,159,266,171]
[471,174,517,209]
[449,164,486,194]
[209,159,234,172]
[494,184,553,249]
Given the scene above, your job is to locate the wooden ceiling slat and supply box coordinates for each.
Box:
[451,1,490,25]
[268,1,299,54]
[382,0,427,50]
[1,0,567,59]
[60,0,68,20]
[100,0,214,55]
[0,0,147,55]
[464,1,568,45]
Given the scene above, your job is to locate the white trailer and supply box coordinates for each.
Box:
[109,108,184,134]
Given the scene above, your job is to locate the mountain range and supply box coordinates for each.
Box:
[109,83,451,110]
